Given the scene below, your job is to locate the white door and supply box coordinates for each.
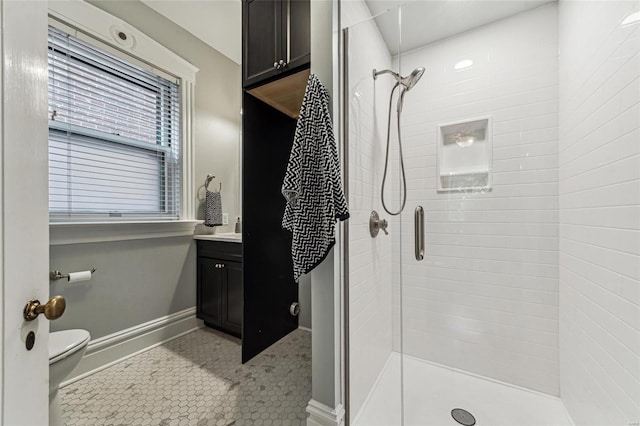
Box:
[1,0,51,424]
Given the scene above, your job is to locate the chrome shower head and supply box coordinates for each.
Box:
[373,67,425,91]
[401,67,425,91]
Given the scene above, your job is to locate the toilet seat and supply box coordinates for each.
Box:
[49,329,90,365]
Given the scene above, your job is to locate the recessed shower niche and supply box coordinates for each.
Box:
[437,117,492,192]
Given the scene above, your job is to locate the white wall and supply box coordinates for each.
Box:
[343,1,396,420]
[395,4,560,395]
[558,1,640,424]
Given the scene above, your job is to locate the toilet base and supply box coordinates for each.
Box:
[49,388,63,426]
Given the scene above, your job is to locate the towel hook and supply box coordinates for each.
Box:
[205,174,222,192]
[205,174,215,190]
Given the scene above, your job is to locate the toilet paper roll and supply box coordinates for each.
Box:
[67,271,92,283]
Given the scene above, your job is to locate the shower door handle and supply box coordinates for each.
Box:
[415,206,424,261]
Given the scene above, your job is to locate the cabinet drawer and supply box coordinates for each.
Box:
[197,240,243,262]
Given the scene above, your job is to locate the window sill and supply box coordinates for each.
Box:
[49,220,200,245]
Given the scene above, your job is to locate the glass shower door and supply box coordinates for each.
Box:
[343,4,404,425]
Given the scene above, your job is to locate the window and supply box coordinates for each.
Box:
[48,25,181,221]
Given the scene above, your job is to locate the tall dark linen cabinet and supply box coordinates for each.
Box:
[241,0,310,363]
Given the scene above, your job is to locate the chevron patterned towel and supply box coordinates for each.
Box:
[204,190,223,227]
[282,74,349,282]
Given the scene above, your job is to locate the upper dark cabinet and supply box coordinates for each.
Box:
[243,0,310,88]
[286,0,310,69]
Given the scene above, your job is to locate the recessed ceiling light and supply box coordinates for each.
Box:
[454,59,473,71]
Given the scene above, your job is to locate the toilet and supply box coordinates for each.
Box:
[49,329,90,426]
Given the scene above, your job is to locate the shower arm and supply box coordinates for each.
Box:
[372,68,400,81]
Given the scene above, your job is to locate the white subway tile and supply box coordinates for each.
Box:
[560,0,640,423]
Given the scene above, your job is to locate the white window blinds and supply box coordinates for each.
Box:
[48,25,181,221]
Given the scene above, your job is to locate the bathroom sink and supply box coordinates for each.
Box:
[193,233,242,243]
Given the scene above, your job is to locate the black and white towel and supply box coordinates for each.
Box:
[282,74,349,282]
[205,190,223,227]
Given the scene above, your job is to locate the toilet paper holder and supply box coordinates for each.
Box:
[50,268,96,281]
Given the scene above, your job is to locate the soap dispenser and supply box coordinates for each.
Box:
[234,217,242,233]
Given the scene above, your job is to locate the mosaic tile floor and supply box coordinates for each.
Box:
[60,328,311,426]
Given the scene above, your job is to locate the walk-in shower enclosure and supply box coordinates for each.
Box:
[342,1,640,424]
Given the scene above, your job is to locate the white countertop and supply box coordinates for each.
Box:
[193,232,242,243]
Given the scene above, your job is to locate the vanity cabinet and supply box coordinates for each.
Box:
[196,240,242,337]
[242,0,310,88]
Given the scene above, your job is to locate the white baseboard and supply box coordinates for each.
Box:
[298,326,312,333]
[306,400,345,426]
[60,307,203,387]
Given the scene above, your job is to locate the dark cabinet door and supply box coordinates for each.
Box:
[242,92,299,363]
[243,0,310,88]
[197,257,222,327]
[243,0,282,87]
[221,261,243,337]
[286,0,310,70]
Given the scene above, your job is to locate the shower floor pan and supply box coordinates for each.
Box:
[354,352,573,426]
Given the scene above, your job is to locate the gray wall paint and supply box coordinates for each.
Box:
[50,237,196,338]
[310,252,336,408]
[51,1,241,339]
[88,0,242,233]
[310,0,341,411]
[298,274,312,329]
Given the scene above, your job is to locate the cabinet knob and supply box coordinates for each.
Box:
[279,59,287,68]
[274,61,280,70]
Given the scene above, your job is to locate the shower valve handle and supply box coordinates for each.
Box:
[379,219,389,235]
[369,211,389,237]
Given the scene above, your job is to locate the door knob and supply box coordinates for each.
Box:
[23,295,66,321]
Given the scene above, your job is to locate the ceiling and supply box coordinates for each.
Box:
[140,0,554,65]
[141,0,242,64]
[364,0,556,55]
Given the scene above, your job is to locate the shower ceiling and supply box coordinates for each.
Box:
[364,0,556,54]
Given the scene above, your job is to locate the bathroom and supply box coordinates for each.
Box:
[0,0,638,425]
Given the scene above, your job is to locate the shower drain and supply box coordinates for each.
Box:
[451,408,476,426]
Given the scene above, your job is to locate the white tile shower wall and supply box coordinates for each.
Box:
[393,4,560,395]
[559,1,640,424]
[343,1,396,421]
